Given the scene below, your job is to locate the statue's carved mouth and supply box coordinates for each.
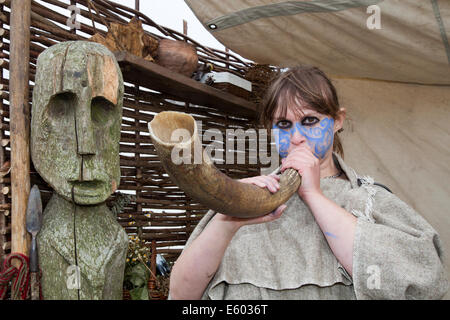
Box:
[71,180,106,198]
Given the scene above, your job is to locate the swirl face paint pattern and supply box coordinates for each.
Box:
[273,117,334,159]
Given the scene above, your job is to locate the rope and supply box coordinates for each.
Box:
[0,253,42,300]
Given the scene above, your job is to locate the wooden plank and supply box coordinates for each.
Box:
[114,51,258,118]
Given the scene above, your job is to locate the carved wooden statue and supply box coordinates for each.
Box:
[31,41,128,299]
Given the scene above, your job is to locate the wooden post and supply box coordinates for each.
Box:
[183,19,188,35]
[70,0,76,34]
[135,0,140,12]
[10,0,31,261]
[0,0,5,266]
[184,102,191,239]
[225,47,230,70]
[134,85,142,240]
[0,0,7,267]
[151,240,157,278]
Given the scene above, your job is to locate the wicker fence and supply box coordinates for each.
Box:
[0,0,10,268]
[0,0,274,267]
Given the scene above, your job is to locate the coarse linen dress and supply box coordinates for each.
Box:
[174,153,449,299]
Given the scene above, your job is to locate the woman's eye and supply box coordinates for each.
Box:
[275,120,292,129]
[301,116,319,126]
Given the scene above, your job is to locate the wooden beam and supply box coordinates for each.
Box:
[10,0,31,260]
[114,51,257,119]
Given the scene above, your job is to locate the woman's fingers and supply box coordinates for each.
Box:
[259,175,279,193]
[239,175,280,193]
[281,145,319,174]
[289,144,316,160]
[241,204,287,226]
[271,203,287,218]
[262,204,287,223]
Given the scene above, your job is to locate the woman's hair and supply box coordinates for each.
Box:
[259,65,344,157]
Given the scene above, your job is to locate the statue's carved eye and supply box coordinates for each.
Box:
[47,92,76,121]
[91,96,115,125]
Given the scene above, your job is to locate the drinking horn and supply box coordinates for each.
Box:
[148,111,301,218]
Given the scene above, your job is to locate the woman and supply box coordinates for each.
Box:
[169,66,449,299]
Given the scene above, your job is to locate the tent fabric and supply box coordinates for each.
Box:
[185,0,450,298]
[333,78,450,297]
[185,0,450,85]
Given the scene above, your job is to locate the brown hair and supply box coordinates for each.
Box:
[259,65,344,157]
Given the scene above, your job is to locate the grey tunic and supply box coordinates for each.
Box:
[177,153,449,300]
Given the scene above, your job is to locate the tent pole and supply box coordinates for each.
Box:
[10,0,31,266]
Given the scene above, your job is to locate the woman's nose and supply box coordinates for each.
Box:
[290,126,306,145]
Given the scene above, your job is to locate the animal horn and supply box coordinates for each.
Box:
[148,111,301,218]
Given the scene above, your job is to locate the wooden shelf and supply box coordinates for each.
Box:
[114,51,257,118]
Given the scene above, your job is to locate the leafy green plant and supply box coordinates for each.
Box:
[124,263,149,300]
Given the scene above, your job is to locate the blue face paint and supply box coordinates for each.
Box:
[325,231,338,239]
[272,124,292,158]
[273,117,334,159]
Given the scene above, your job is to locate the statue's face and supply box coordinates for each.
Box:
[31,41,123,205]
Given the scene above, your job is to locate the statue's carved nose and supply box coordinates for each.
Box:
[75,97,96,156]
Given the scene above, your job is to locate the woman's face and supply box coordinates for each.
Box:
[272,103,335,160]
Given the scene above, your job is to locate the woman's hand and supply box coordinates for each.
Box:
[280,144,322,201]
[214,174,287,230]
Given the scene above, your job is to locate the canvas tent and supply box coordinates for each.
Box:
[185,0,450,298]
